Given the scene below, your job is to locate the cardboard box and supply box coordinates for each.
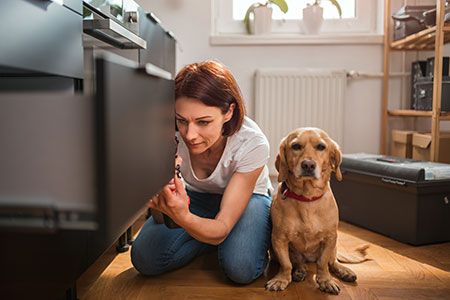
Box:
[391,130,414,158]
[412,132,450,163]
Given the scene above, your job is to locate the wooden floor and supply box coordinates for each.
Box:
[78,219,450,300]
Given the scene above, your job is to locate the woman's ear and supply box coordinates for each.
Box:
[276,137,289,183]
[329,139,343,181]
[224,103,235,123]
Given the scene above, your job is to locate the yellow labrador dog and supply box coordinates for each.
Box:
[266,127,365,294]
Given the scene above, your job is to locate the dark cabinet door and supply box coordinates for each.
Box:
[0,92,96,225]
[0,0,83,78]
[139,12,176,74]
[163,32,176,76]
[0,92,95,299]
[0,55,175,299]
[94,54,175,245]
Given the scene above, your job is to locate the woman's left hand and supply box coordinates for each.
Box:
[148,175,190,225]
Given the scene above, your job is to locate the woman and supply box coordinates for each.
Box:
[131,60,273,284]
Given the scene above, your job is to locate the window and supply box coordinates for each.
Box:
[212,0,377,35]
[233,0,356,20]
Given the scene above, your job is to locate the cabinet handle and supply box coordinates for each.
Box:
[39,0,64,4]
[381,177,406,186]
[143,63,172,80]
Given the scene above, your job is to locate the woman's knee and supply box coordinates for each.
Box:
[130,218,177,276]
[219,254,266,284]
[131,219,204,276]
[217,194,271,284]
[131,232,166,276]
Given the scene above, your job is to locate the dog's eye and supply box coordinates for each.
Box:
[291,143,302,150]
[316,143,326,151]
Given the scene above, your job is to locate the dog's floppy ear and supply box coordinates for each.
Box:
[329,139,343,181]
[276,137,289,182]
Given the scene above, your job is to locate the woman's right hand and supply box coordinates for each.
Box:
[146,177,176,209]
[148,153,185,224]
[147,178,176,224]
[148,175,190,226]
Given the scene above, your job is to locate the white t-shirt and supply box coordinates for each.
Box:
[177,116,273,195]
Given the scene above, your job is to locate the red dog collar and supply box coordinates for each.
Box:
[281,182,323,202]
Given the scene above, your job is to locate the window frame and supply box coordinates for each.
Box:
[212,0,378,36]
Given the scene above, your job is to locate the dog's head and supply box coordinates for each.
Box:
[275,128,342,184]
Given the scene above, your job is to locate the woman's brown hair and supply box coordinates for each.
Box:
[175,60,246,137]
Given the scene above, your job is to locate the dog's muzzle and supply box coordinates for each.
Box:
[300,159,316,177]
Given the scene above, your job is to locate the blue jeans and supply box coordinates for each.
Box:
[131,190,272,284]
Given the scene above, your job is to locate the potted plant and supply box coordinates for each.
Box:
[244,0,288,35]
[302,0,342,34]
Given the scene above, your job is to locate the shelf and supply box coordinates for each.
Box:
[390,25,450,51]
[382,1,448,160]
[387,109,450,120]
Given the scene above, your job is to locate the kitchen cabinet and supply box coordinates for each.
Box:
[139,11,176,76]
[0,54,175,299]
[0,1,177,297]
[0,0,83,79]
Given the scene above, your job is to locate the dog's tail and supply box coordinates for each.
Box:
[337,244,371,264]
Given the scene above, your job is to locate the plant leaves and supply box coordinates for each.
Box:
[328,0,342,17]
[269,0,288,13]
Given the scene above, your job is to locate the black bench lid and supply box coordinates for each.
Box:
[341,153,450,182]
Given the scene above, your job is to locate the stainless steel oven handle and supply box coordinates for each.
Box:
[83,19,147,49]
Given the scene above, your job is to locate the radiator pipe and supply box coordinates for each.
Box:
[346,71,409,79]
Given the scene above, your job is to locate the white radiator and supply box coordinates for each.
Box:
[254,69,347,175]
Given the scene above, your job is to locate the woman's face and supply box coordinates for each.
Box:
[175,97,233,155]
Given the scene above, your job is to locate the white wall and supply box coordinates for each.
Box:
[136,0,385,154]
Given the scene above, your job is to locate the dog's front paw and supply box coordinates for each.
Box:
[265,275,291,291]
[316,277,340,295]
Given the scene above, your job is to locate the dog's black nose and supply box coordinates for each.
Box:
[301,160,316,173]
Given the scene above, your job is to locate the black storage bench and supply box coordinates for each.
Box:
[331,153,450,245]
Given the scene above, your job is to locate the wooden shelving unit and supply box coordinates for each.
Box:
[390,25,450,50]
[381,0,448,161]
[387,109,450,119]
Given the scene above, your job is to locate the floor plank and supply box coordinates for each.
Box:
[78,219,450,300]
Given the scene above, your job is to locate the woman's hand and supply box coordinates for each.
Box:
[148,175,190,225]
[147,151,186,224]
